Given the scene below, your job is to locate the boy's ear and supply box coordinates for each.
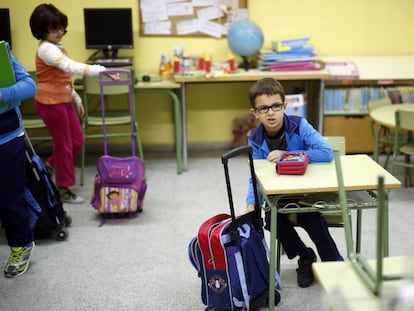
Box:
[250,108,259,118]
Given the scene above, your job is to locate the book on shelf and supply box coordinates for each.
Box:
[0,40,16,109]
[285,93,306,117]
[324,61,359,80]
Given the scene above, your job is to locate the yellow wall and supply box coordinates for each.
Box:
[4,0,414,146]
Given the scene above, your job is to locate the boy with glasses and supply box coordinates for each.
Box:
[245,78,343,288]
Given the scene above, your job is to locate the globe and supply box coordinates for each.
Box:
[227,20,264,70]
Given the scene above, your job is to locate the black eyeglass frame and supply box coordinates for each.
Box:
[255,102,285,114]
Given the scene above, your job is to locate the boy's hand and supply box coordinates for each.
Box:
[267,150,284,162]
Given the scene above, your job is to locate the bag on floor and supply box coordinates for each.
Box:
[188,214,281,311]
[24,138,71,241]
[91,155,146,213]
[188,146,281,311]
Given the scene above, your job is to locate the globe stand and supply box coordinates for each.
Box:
[238,56,251,71]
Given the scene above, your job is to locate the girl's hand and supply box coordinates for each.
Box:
[76,102,85,118]
[106,73,120,80]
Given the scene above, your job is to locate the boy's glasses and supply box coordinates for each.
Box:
[255,102,284,114]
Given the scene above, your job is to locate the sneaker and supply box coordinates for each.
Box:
[4,242,35,278]
[58,187,85,204]
[296,248,317,288]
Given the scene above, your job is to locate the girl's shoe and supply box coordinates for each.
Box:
[58,187,85,204]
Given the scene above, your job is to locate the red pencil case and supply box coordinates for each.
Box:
[276,151,309,175]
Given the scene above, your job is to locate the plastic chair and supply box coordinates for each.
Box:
[368,98,394,168]
[389,109,414,187]
[80,69,144,186]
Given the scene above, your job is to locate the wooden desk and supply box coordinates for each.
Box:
[76,79,183,174]
[136,80,182,174]
[369,103,414,163]
[175,69,330,171]
[253,154,401,310]
[313,256,413,311]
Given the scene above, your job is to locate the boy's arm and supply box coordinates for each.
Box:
[299,118,333,162]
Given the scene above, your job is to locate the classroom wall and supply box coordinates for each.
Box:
[4,0,414,147]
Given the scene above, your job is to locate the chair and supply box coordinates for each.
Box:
[389,109,414,187]
[276,136,350,264]
[368,98,394,168]
[333,150,403,295]
[80,69,144,186]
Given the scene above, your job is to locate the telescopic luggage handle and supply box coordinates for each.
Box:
[221,145,262,230]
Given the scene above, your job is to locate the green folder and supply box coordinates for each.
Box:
[0,40,16,109]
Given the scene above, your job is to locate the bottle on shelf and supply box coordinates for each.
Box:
[159,55,172,80]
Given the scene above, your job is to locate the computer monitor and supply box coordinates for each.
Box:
[83,8,133,59]
[0,8,12,49]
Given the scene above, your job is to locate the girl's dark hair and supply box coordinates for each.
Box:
[248,78,286,108]
[30,3,68,40]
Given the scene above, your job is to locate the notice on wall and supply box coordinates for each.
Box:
[139,0,248,37]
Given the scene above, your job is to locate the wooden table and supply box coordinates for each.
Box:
[369,103,414,163]
[253,154,401,310]
[175,69,330,171]
[136,80,182,174]
[313,256,414,310]
[76,78,183,174]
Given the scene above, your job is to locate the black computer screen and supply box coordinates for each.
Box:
[84,8,133,58]
[0,8,12,49]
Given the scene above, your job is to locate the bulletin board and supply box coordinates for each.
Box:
[139,0,248,38]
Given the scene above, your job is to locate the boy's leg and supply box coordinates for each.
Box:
[297,212,343,261]
[0,136,35,278]
[265,212,317,288]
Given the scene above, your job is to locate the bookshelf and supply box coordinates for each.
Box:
[321,56,414,153]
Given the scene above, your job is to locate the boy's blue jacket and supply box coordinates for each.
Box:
[246,114,333,206]
[0,42,37,145]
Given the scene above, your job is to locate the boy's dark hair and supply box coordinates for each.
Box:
[30,3,68,40]
[248,78,286,108]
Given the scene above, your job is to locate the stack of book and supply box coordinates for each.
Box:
[260,37,322,71]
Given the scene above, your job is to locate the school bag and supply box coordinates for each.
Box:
[24,131,71,240]
[90,70,146,214]
[188,146,282,310]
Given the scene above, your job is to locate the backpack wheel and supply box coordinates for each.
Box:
[55,229,68,241]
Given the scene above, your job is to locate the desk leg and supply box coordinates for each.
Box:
[136,89,182,174]
[383,196,389,257]
[268,200,277,310]
[180,82,188,171]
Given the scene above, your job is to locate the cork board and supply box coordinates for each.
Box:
[139,0,248,38]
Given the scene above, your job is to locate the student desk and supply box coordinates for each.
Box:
[369,103,414,163]
[313,256,414,311]
[253,154,401,310]
[76,79,183,174]
[175,69,330,171]
[136,80,182,174]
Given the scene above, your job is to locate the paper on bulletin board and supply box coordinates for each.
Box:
[139,0,248,37]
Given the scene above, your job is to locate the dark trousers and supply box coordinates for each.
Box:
[265,211,342,261]
[0,136,33,247]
